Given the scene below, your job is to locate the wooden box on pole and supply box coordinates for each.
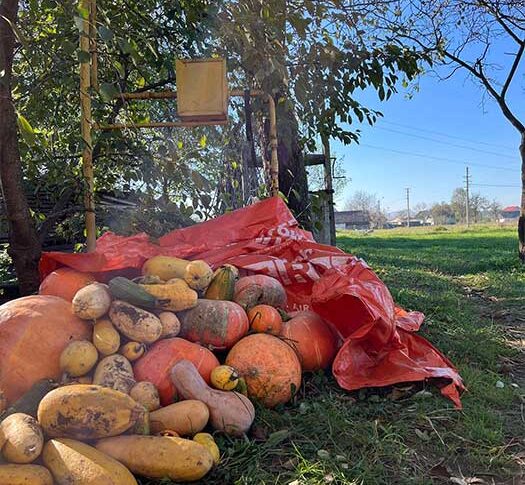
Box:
[175,58,228,122]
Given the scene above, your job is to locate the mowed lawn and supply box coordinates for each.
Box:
[154,225,525,485]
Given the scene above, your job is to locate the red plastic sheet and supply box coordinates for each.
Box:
[40,197,464,407]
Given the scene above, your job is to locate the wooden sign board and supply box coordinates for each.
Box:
[175,58,228,122]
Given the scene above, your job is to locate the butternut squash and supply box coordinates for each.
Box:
[140,279,198,312]
[92,319,121,356]
[129,382,160,412]
[0,464,53,485]
[149,400,209,435]
[109,300,162,343]
[193,433,220,464]
[59,340,98,377]
[93,354,136,394]
[37,384,148,439]
[43,438,137,485]
[95,435,213,482]
[170,360,254,436]
[72,283,112,320]
[0,413,43,464]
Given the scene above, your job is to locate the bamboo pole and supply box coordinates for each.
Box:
[80,0,96,252]
[267,94,279,197]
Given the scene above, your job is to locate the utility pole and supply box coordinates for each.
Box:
[405,187,410,228]
[464,166,471,227]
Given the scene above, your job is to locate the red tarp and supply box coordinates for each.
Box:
[40,197,464,407]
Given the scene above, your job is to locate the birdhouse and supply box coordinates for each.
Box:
[175,58,228,122]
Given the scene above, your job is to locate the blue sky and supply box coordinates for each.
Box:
[332,66,523,213]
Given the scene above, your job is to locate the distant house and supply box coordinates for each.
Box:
[335,210,370,230]
[501,206,520,220]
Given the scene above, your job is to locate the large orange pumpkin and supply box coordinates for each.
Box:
[39,267,95,302]
[0,295,91,404]
[226,333,301,408]
[280,311,337,372]
[134,337,219,406]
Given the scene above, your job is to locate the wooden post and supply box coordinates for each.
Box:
[321,134,336,245]
[267,94,279,197]
[89,0,98,91]
[80,0,96,251]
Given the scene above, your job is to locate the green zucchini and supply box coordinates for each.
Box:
[108,277,158,308]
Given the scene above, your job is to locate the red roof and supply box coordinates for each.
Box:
[502,206,520,213]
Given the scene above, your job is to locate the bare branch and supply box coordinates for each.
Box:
[501,41,525,100]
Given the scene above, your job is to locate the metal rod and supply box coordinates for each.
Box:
[97,120,229,130]
[267,94,279,197]
[80,0,96,252]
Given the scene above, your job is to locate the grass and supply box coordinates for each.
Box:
[146,224,525,484]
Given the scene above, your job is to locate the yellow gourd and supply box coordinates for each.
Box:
[193,433,220,464]
[37,384,148,440]
[0,413,44,464]
[142,256,213,290]
[59,340,98,377]
[92,319,121,355]
[0,464,53,485]
[129,382,160,412]
[210,365,239,391]
[96,435,213,482]
[43,438,137,485]
[140,279,198,312]
[119,342,146,362]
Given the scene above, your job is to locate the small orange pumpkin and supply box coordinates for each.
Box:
[39,268,95,302]
[247,304,282,335]
[225,333,301,408]
[280,311,337,372]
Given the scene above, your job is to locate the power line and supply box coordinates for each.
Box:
[471,183,521,188]
[376,126,518,161]
[359,143,519,172]
[380,120,516,153]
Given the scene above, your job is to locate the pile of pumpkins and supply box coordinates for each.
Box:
[0,256,338,484]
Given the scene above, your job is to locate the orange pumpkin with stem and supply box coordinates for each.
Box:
[247,304,282,335]
[225,333,301,408]
[279,311,337,372]
[39,268,95,302]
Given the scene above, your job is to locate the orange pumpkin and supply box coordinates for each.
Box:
[0,296,91,403]
[178,299,249,350]
[39,268,95,302]
[134,337,219,406]
[280,311,337,372]
[247,304,282,335]
[226,334,301,408]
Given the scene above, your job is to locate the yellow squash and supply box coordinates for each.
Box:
[96,435,213,482]
[0,464,53,485]
[37,384,148,440]
[140,279,198,312]
[0,413,43,464]
[43,438,137,485]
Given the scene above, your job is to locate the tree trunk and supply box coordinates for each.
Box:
[519,132,525,261]
[275,97,311,230]
[0,0,42,294]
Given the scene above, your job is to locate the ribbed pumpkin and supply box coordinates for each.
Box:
[134,338,219,405]
[226,334,301,408]
[39,267,95,302]
[178,299,249,350]
[0,296,91,403]
[280,311,337,372]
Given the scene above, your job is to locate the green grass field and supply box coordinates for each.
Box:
[156,225,525,484]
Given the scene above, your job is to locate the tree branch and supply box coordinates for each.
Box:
[501,40,525,100]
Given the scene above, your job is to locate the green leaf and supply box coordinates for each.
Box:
[265,430,289,447]
[199,134,207,148]
[117,39,133,55]
[177,140,183,149]
[99,82,119,102]
[17,114,36,145]
[98,25,114,42]
[78,50,90,63]
[73,16,85,32]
